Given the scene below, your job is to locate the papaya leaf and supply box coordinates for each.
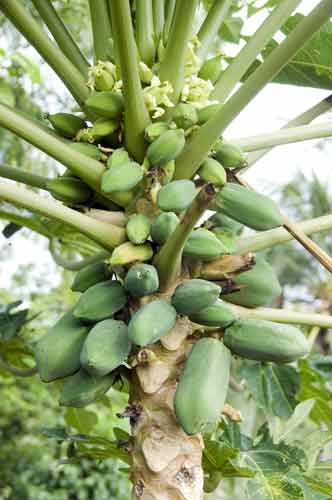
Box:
[219,15,244,44]
[64,408,98,434]
[289,472,332,500]
[307,354,332,377]
[269,399,315,445]
[0,301,29,341]
[246,475,304,500]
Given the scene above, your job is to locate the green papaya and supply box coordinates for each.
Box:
[145,121,170,143]
[198,158,227,187]
[46,177,92,204]
[183,228,226,261]
[172,103,198,130]
[198,54,222,84]
[124,263,159,297]
[89,118,118,138]
[147,129,185,167]
[189,299,237,327]
[34,311,89,382]
[224,318,309,363]
[110,242,153,266]
[151,212,179,244]
[208,212,243,235]
[59,368,115,407]
[157,180,196,213]
[101,161,143,193]
[213,141,247,169]
[85,91,124,119]
[174,338,231,435]
[126,214,151,244]
[128,299,177,346]
[71,261,110,293]
[223,257,281,308]
[80,319,131,376]
[68,142,104,161]
[107,148,131,168]
[48,113,85,138]
[171,279,221,315]
[197,104,223,125]
[215,183,283,231]
[212,228,237,254]
[73,280,127,322]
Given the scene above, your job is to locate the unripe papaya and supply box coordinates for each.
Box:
[171,279,221,315]
[59,368,115,407]
[189,299,237,327]
[124,263,159,297]
[48,113,85,138]
[101,161,144,193]
[73,280,127,322]
[68,142,104,161]
[71,261,110,293]
[34,311,89,382]
[198,158,227,187]
[151,212,179,244]
[183,228,226,261]
[211,228,237,254]
[110,242,153,266]
[128,299,177,346]
[198,54,223,84]
[46,177,92,204]
[85,91,124,119]
[197,103,222,125]
[223,257,281,308]
[126,214,151,244]
[172,103,198,130]
[208,212,243,235]
[174,338,231,435]
[89,118,118,138]
[157,180,196,213]
[80,319,131,376]
[215,183,283,231]
[147,129,185,167]
[145,121,170,143]
[213,141,247,169]
[224,318,309,363]
[107,148,130,168]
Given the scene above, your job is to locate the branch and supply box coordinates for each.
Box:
[0,163,48,190]
[0,181,125,250]
[49,238,110,271]
[0,0,89,107]
[0,355,37,377]
[212,0,302,102]
[197,0,233,61]
[31,0,89,77]
[0,208,51,238]
[88,0,113,62]
[174,0,332,180]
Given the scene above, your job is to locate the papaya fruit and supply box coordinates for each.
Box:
[59,368,115,407]
[147,129,185,167]
[124,263,159,297]
[126,214,151,244]
[183,228,226,261]
[107,148,130,168]
[34,311,89,382]
[110,242,153,266]
[198,158,227,187]
[223,256,281,308]
[172,103,198,130]
[151,212,179,245]
[197,103,222,125]
[145,121,170,143]
[48,113,85,138]
[157,180,196,213]
[208,212,243,235]
[224,318,309,363]
[68,142,104,161]
[189,299,237,327]
[174,338,231,435]
[89,118,118,138]
[212,228,237,254]
[46,177,92,204]
[171,279,221,315]
[198,54,222,84]
[101,161,143,193]
[215,183,283,231]
[80,319,131,376]
[71,261,111,293]
[73,280,127,322]
[213,140,247,169]
[85,91,124,119]
[128,299,177,346]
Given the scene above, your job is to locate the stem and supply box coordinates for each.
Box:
[159,0,199,102]
[246,94,332,168]
[197,0,233,61]
[0,208,51,238]
[229,304,332,329]
[0,164,48,190]
[0,355,37,377]
[109,0,151,162]
[136,0,156,66]
[155,184,215,291]
[0,0,89,107]
[153,0,165,43]
[0,181,126,250]
[175,0,332,180]
[88,0,113,62]
[49,238,110,271]
[31,0,89,77]
[236,214,332,254]
[231,121,332,152]
[212,0,302,102]
[163,0,176,44]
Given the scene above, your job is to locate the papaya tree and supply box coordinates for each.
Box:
[2,0,332,498]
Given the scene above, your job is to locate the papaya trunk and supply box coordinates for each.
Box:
[129,316,204,499]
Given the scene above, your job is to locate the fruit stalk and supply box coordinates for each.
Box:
[88,0,113,62]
